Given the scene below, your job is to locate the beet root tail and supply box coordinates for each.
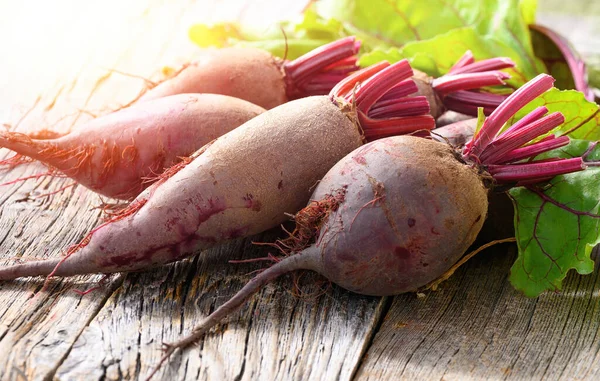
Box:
[0,131,53,163]
[0,258,61,280]
[144,251,320,381]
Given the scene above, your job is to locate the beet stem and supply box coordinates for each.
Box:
[448,50,475,73]
[496,135,570,164]
[360,115,436,139]
[367,96,430,119]
[442,90,507,115]
[354,60,414,114]
[487,157,585,182]
[432,71,510,96]
[465,73,555,158]
[448,57,516,75]
[330,62,389,99]
[494,106,548,141]
[284,37,360,88]
[371,79,419,104]
[479,112,565,164]
[145,252,319,381]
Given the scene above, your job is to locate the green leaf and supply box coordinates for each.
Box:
[508,88,600,140]
[361,27,541,88]
[509,139,600,297]
[320,0,544,85]
[314,0,471,48]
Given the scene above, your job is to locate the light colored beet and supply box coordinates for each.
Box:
[0,93,265,200]
[140,48,287,109]
[139,37,361,109]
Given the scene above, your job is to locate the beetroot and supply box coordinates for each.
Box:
[138,37,361,109]
[0,94,265,200]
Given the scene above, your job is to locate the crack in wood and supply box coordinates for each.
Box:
[349,295,391,381]
[45,275,125,381]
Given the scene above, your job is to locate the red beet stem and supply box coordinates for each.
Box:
[360,114,435,140]
[487,157,585,183]
[321,56,360,73]
[465,73,555,158]
[479,112,565,164]
[441,91,506,116]
[449,50,475,73]
[449,57,516,75]
[432,71,510,96]
[372,79,419,104]
[354,60,413,113]
[144,251,320,381]
[494,106,548,141]
[367,96,430,118]
[495,135,570,164]
[330,61,434,139]
[330,61,389,99]
[284,37,360,90]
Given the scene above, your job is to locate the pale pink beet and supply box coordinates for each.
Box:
[140,48,287,109]
[0,93,265,200]
[139,37,361,109]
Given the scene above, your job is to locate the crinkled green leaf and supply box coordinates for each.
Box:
[360,27,542,88]
[189,10,348,60]
[320,0,544,85]
[508,88,600,140]
[509,139,600,297]
[315,0,537,49]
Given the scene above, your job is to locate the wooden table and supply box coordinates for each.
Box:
[1,1,600,380]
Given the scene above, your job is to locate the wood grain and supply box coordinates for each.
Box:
[1,1,600,381]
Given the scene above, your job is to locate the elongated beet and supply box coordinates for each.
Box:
[0,60,434,280]
[139,37,361,109]
[0,94,265,200]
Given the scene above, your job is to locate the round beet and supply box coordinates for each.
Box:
[304,136,488,295]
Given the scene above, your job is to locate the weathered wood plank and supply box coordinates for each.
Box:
[355,245,600,381]
[58,231,385,380]
[2,1,600,381]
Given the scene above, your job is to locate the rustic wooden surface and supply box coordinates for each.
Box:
[1,1,600,380]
